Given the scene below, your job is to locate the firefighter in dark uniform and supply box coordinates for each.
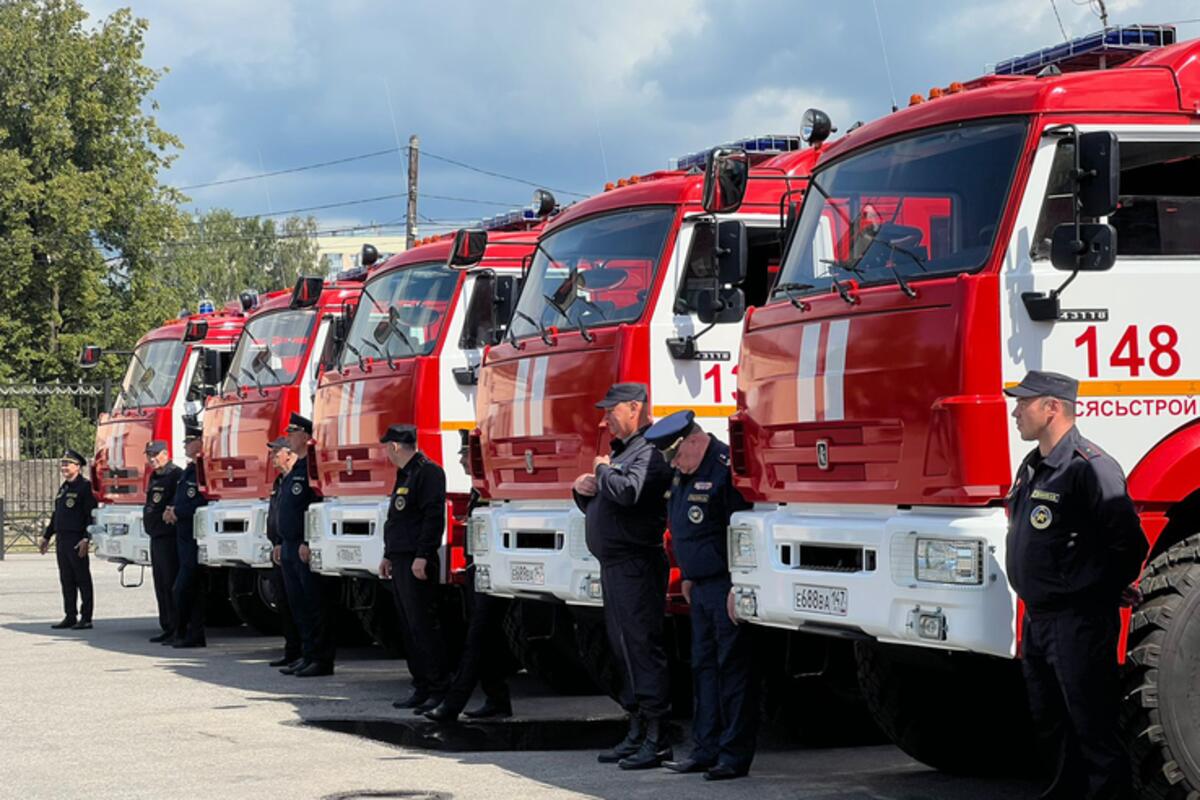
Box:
[646,410,756,781]
[266,436,302,668]
[425,431,512,723]
[145,440,183,642]
[573,382,674,770]
[276,413,335,677]
[40,448,97,629]
[1004,371,1147,800]
[164,417,207,647]
[379,423,451,714]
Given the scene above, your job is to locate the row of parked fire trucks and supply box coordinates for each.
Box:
[79,26,1200,795]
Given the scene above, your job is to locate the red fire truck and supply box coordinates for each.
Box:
[305,212,593,683]
[194,274,363,631]
[467,140,866,715]
[85,302,246,607]
[714,24,1199,790]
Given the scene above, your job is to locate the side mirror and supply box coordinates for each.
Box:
[696,287,746,325]
[1077,132,1119,218]
[182,319,209,342]
[79,345,103,369]
[361,243,380,267]
[291,275,324,308]
[1050,223,1116,272]
[448,228,487,268]
[716,220,748,284]
[702,147,750,214]
[372,318,391,345]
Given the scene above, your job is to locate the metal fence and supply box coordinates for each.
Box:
[0,382,109,556]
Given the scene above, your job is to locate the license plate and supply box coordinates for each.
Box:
[336,545,361,563]
[106,539,123,555]
[217,540,238,557]
[107,523,128,536]
[510,562,545,586]
[794,584,848,616]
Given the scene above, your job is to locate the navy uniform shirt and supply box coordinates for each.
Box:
[266,474,283,546]
[171,462,208,540]
[275,457,316,545]
[1005,426,1147,614]
[383,452,446,560]
[44,474,98,541]
[144,463,183,539]
[667,436,751,582]
[574,425,673,563]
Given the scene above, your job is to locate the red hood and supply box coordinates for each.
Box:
[202,385,295,500]
[475,325,648,500]
[313,357,441,496]
[92,410,161,503]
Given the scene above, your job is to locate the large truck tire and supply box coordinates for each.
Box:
[504,600,599,694]
[855,640,1035,776]
[349,577,404,657]
[227,567,282,635]
[570,607,624,700]
[1123,533,1200,797]
[201,566,242,627]
[757,630,886,746]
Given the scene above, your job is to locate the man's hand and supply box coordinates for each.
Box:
[39,538,49,555]
[1120,584,1144,608]
[299,543,310,564]
[573,473,598,497]
[379,557,392,579]
[726,589,741,625]
[163,506,177,525]
[272,545,281,565]
[592,454,611,470]
[412,557,429,581]
[75,539,89,558]
[681,579,694,605]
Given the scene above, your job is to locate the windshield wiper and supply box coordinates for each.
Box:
[360,337,396,370]
[242,366,267,397]
[386,315,418,356]
[773,281,814,311]
[820,260,863,306]
[512,309,554,347]
[343,340,367,371]
[542,294,596,344]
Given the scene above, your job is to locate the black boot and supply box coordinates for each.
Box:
[619,718,672,770]
[597,714,645,764]
[50,617,77,630]
[463,698,512,719]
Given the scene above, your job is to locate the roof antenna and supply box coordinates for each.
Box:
[871,0,899,112]
[1094,0,1109,28]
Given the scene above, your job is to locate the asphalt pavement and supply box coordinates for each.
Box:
[0,554,1040,799]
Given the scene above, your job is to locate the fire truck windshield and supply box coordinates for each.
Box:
[509,206,674,340]
[776,120,1028,299]
[222,309,317,394]
[340,263,458,365]
[119,339,186,410]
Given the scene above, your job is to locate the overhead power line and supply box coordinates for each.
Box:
[419,148,589,197]
[233,191,526,221]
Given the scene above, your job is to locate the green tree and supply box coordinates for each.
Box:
[0,0,186,383]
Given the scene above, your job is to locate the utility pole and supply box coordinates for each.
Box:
[405,134,419,250]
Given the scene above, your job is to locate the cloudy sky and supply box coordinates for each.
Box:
[81,0,1200,238]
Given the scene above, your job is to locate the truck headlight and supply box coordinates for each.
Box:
[193,512,208,540]
[309,549,323,571]
[305,508,322,542]
[475,565,492,592]
[914,538,984,585]
[728,524,757,569]
[198,545,207,563]
[734,588,758,619]
[467,516,489,555]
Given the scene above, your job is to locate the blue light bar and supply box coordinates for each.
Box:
[995,24,1175,76]
[481,207,538,231]
[672,135,804,171]
[198,299,215,314]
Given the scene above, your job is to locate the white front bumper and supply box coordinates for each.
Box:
[304,499,389,577]
[194,500,272,569]
[89,505,150,565]
[469,501,602,606]
[729,504,1017,658]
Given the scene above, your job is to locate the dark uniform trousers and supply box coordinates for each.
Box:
[269,563,302,661]
[56,532,94,622]
[150,536,179,634]
[1022,608,1128,799]
[278,542,333,664]
[601,550,671,720]
[390,552,450,695]
[172,525,204,642]
[442,565,510,710]
[689,576,756,769]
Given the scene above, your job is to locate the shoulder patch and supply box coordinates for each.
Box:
[718,453,730,465]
